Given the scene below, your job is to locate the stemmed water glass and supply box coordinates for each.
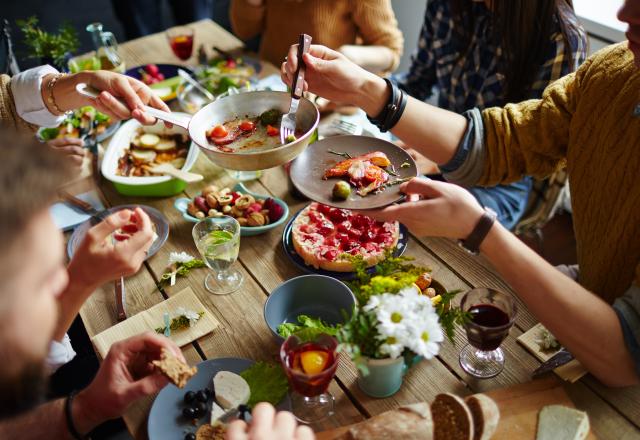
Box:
[280,334,339,423]
[459,288,517,379]
[192,216,243,295]
[166,26,194,61]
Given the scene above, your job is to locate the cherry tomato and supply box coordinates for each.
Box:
[156,72,165,81]
[225,59,237,68]
[239,120,255,132]
[210,125,229,138]
[144,64,160,76]
[121,223,139,234]
[266,124,279,136]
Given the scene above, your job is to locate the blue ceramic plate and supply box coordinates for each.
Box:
[174,183,289,236]
[66,204,169,260]
[282,205,409,280]
[147,357,292,440]
[125,63,193,83]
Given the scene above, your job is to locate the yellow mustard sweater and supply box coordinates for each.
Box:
[230,0,403,70]
[481,43,640,303]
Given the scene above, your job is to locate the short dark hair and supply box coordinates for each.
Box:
[0,125,72,256]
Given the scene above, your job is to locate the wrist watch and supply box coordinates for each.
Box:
[458,207,497,255]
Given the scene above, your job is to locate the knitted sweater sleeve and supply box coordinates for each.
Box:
[0,74,36,131]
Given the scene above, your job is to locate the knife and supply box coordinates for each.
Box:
[58,190,106,225]
[532,348,574,378]
[115,277,127,322]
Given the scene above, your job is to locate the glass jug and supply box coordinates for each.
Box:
[86,22,125,72]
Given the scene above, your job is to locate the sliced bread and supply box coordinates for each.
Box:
[465,394,500,440]
[536,405,590,440]
[431,393,474,440]
[151,348,197,388]
[348,402,433,440]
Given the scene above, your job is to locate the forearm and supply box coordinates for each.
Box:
[229,0,265,40]
[480,223,638,387]
[0,392,103,439]
[339,45,396,73]
[356,74,466,165]
[53,263,100,341]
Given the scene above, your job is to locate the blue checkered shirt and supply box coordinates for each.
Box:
[396,0,588,112]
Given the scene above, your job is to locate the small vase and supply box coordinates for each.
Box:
[357,353,423,398]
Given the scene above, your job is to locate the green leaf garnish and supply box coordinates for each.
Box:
[240,362,289,407]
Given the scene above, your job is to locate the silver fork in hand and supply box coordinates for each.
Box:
[280,33,312,144]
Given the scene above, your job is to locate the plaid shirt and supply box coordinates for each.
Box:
[396,0,588,112]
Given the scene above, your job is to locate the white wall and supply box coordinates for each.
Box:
[391,0,427,73]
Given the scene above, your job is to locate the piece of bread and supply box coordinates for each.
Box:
[465,394,500,440]
[195,423,226,440]
[348,403,433,440]
[213,371,250,409]
[536,405,590,440]
[432,393,474,440]
[151,348,197,388]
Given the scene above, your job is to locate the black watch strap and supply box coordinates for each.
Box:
[458,208,497,254]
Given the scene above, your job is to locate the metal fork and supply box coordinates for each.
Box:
[280,33,312,144]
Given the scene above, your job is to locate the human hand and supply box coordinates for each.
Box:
[67,207,154,290]
[226,403,315,440]
[281,44,388,116]
[361,177,485,239]
[47,137,86,169]
[74,332,183,431]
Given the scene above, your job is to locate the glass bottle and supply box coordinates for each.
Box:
[86,22,125,73]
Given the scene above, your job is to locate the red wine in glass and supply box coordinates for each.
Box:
[459,288,516,379]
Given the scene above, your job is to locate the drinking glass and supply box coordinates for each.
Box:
[280,334,339,423]
[459,288,517,379]
[192,216,243,295]
[166,26,194,61]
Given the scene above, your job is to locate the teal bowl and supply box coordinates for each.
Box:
[264,275,356,342]
[174,182,289,236]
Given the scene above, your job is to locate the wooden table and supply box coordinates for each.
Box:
[73,19,640,440]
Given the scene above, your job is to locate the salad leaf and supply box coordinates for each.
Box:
[277,315,337,341]
[39,127,59,141]
[240,362,289,407]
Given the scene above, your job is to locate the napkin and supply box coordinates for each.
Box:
[50,190,105,231]
[91,287,220,358]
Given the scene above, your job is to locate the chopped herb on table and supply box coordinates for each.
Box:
[240,361,289,407]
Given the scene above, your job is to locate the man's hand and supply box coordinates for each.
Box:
[362,177,484,239]
[67,207,154,290]
[281,44,388,116]
[47,137,86,170]
[226,403,315,440]
[73,333,183,433]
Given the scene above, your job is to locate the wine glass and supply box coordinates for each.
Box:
[280,334,339,423]
[459,288,517,379]
[192,216,243,295]
[166,26,194,61]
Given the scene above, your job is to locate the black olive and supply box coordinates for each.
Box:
[184,434,196,440]
[202,388,212,399]
[183,391,196,404]
[193,401,207,417]
[195,390,208,403]
[182,406,196,419]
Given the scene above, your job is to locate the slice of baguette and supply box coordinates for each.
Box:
[151,348,197,388]
[432,393,474,440]
[536,405,590,440]
[348,403,433,440]
[465,394,500,440]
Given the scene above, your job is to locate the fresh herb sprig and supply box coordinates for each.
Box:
[17,16,79,69]
[159,259,206,286]
[155,311,205,334]
[327,149,353,159]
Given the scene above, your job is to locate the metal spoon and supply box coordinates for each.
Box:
[177,68,215,102]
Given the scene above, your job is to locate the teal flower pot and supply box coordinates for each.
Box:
[357,353,423,398]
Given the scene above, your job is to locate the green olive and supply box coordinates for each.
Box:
[332,181,351,200]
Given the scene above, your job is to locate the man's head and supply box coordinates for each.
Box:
[619,0,640,66]
[0,127,71,418]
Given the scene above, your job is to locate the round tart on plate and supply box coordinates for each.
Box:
[291,202,400,272]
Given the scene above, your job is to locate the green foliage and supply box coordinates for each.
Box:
[39,127,59,141]
[336,307,382,375]
[155,311,204,334]
[159,259,206,286]
[436,289,471,342]
[240,362,289,407]
[277,315,338,341]
[17,16,79,68]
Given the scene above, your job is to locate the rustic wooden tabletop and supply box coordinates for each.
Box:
[71,19,640,440]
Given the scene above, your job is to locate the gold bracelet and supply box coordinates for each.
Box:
[46,73,68,115]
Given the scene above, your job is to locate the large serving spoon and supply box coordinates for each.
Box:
[147,162,203,183]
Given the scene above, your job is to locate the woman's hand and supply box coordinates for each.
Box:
[44,70,170,125]
[281,44,389,117]
[47,137,86,170]
[226,403,315,440]
[361,177,485,239]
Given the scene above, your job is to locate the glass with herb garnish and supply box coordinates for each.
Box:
[192,216,243,294]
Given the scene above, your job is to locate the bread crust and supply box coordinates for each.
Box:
[465,394,500,440]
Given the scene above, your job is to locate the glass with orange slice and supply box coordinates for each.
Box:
[280,334,339,423]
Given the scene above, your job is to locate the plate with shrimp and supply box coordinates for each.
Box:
[289,135,418,210]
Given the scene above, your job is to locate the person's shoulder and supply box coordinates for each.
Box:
[578,42,635,83]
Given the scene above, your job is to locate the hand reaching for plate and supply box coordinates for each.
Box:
[226,403,315,440]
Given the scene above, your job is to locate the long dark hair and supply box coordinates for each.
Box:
[451,0,582,102]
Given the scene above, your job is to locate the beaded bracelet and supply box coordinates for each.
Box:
[46,73,68,115]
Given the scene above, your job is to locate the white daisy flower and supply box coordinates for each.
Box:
[168,251,195,265]
[378,335,404,359]
[407,314,444,359]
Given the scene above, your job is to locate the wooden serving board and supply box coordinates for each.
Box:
[317,377,596,440]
